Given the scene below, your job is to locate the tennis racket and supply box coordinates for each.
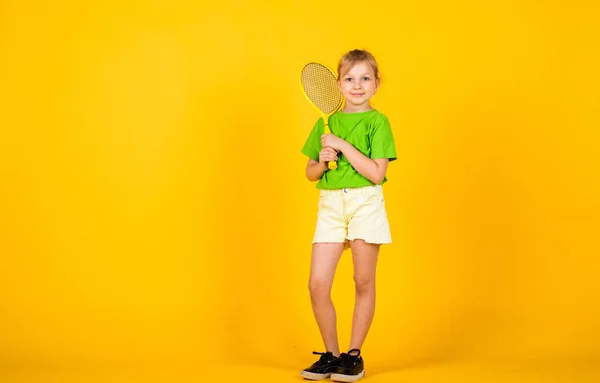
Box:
[300,62,343,170]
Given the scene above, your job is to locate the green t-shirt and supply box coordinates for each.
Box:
[301,109,397,190]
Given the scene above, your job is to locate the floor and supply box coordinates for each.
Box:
[2,362,599,383]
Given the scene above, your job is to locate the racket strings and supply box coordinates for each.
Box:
[301,63,342,115]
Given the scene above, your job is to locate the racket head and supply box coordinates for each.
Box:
[300,62,343,115]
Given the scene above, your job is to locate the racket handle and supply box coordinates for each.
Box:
[323,123,338,170]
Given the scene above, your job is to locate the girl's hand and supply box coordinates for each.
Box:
[321,134,347,152]
[319,147,338,164]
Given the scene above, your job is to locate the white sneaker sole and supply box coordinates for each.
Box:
[330,370,365,382]
[300,370,331,380]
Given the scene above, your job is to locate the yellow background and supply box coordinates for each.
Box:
[1,0,599,381]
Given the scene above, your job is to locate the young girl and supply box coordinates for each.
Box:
[300,49,397,382]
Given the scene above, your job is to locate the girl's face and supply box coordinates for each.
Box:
[338,61,380,112]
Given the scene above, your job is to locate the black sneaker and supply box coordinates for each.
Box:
[330,349,365,382]
[300,351,341,380]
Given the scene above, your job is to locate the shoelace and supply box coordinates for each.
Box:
[312,351,335,366]
[339,349,361,366]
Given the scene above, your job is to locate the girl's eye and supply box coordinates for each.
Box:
[345,78,352,81]
[362,77,370,81]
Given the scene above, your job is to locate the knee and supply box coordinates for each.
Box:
[353,275,375,295]
[309,278,331,301]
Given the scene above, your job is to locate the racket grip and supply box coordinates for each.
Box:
[323,123,338,169]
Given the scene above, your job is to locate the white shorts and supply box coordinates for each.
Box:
[312,185,392,245]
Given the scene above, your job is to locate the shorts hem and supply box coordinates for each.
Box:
[311,239,347,245]
[313,237,392,245]
[346,237,392,245]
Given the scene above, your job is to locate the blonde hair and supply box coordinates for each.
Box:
[337,49,380,80]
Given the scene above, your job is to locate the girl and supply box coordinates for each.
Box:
[300,49,397,382]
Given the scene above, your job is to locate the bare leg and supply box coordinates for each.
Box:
[348,239,380,351]
[309,242,345,356]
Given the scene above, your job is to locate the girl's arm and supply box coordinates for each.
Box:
[306,159,328,182]
[306,147,338,181]
[339,142,389,184]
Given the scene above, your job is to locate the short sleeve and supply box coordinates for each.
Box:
[301,118,323,161]
[370,116,397,161]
